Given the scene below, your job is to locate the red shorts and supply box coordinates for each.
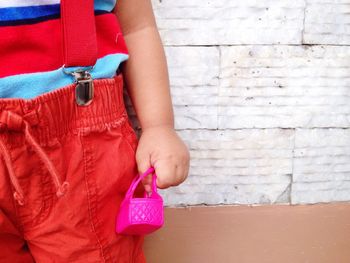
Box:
[0,74,146,262]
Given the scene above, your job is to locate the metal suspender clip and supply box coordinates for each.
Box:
[63,66,94,106]
[72,70,94,106]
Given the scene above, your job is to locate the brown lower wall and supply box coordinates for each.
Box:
[144,203,350,263]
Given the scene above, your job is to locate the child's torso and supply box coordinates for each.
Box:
[0,0,128,98]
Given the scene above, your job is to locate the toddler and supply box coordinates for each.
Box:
[0,0,189,262]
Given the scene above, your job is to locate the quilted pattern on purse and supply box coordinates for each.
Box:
[130,201,163,224]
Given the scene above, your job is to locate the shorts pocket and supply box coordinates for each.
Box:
[79,114,142,261]
[80,113,138,198]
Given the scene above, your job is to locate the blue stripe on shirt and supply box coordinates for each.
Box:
[0,0,116,22]
[0,4,60,21]
[0,10,109,26]
[0,53,128,99]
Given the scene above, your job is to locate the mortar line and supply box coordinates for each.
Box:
[290,128,297,204]
[164,44,350,47]
[301,0,307,44]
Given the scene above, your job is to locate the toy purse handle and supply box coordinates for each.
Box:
[125,167,161,200]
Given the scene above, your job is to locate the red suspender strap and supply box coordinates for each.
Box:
[61,0,98,67]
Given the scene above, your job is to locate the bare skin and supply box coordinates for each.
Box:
[114,0,190,192]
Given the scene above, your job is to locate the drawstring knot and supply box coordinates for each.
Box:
[0,110,69,206]
[13,191,25,206]
[56,181,70,197]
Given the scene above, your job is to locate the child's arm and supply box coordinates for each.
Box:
[114,0,190,192]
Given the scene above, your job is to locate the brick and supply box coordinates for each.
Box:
[151,0,305,45]
[219,45,350,129]
[304,0,350,44]
[291,128,350,204]
[160,129,294,206]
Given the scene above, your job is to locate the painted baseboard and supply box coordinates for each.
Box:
[144,203,350,263]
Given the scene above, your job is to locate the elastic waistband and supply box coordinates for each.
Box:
[0,74,127,146]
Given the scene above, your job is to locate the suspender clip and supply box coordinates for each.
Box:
[72,70,94,106]
[63,67,94,106]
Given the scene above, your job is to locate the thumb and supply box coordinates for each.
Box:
[136,154,153,193]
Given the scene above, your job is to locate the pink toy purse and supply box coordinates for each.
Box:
[116,167,164,235]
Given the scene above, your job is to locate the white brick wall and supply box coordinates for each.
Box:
[219,45,350,129]
[292,128,350,204]
[304,0,350,44]
[128,0,350,206]
[152,0,305,45]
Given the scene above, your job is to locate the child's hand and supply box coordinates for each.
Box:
[135,125,190,193]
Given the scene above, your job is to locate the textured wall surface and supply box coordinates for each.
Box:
[127,0,350,206]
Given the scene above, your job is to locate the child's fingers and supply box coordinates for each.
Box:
[136,156,152,193]
[175,161,190,186]
[154,161,177,189]
[141,174,152,193]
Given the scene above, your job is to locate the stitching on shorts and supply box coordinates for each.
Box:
[24,163,54,228]
[36,161,54,224]
[77,111,129,137]
[80,134,107,261]
[6,144,25,234]
[121,120,138,156]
